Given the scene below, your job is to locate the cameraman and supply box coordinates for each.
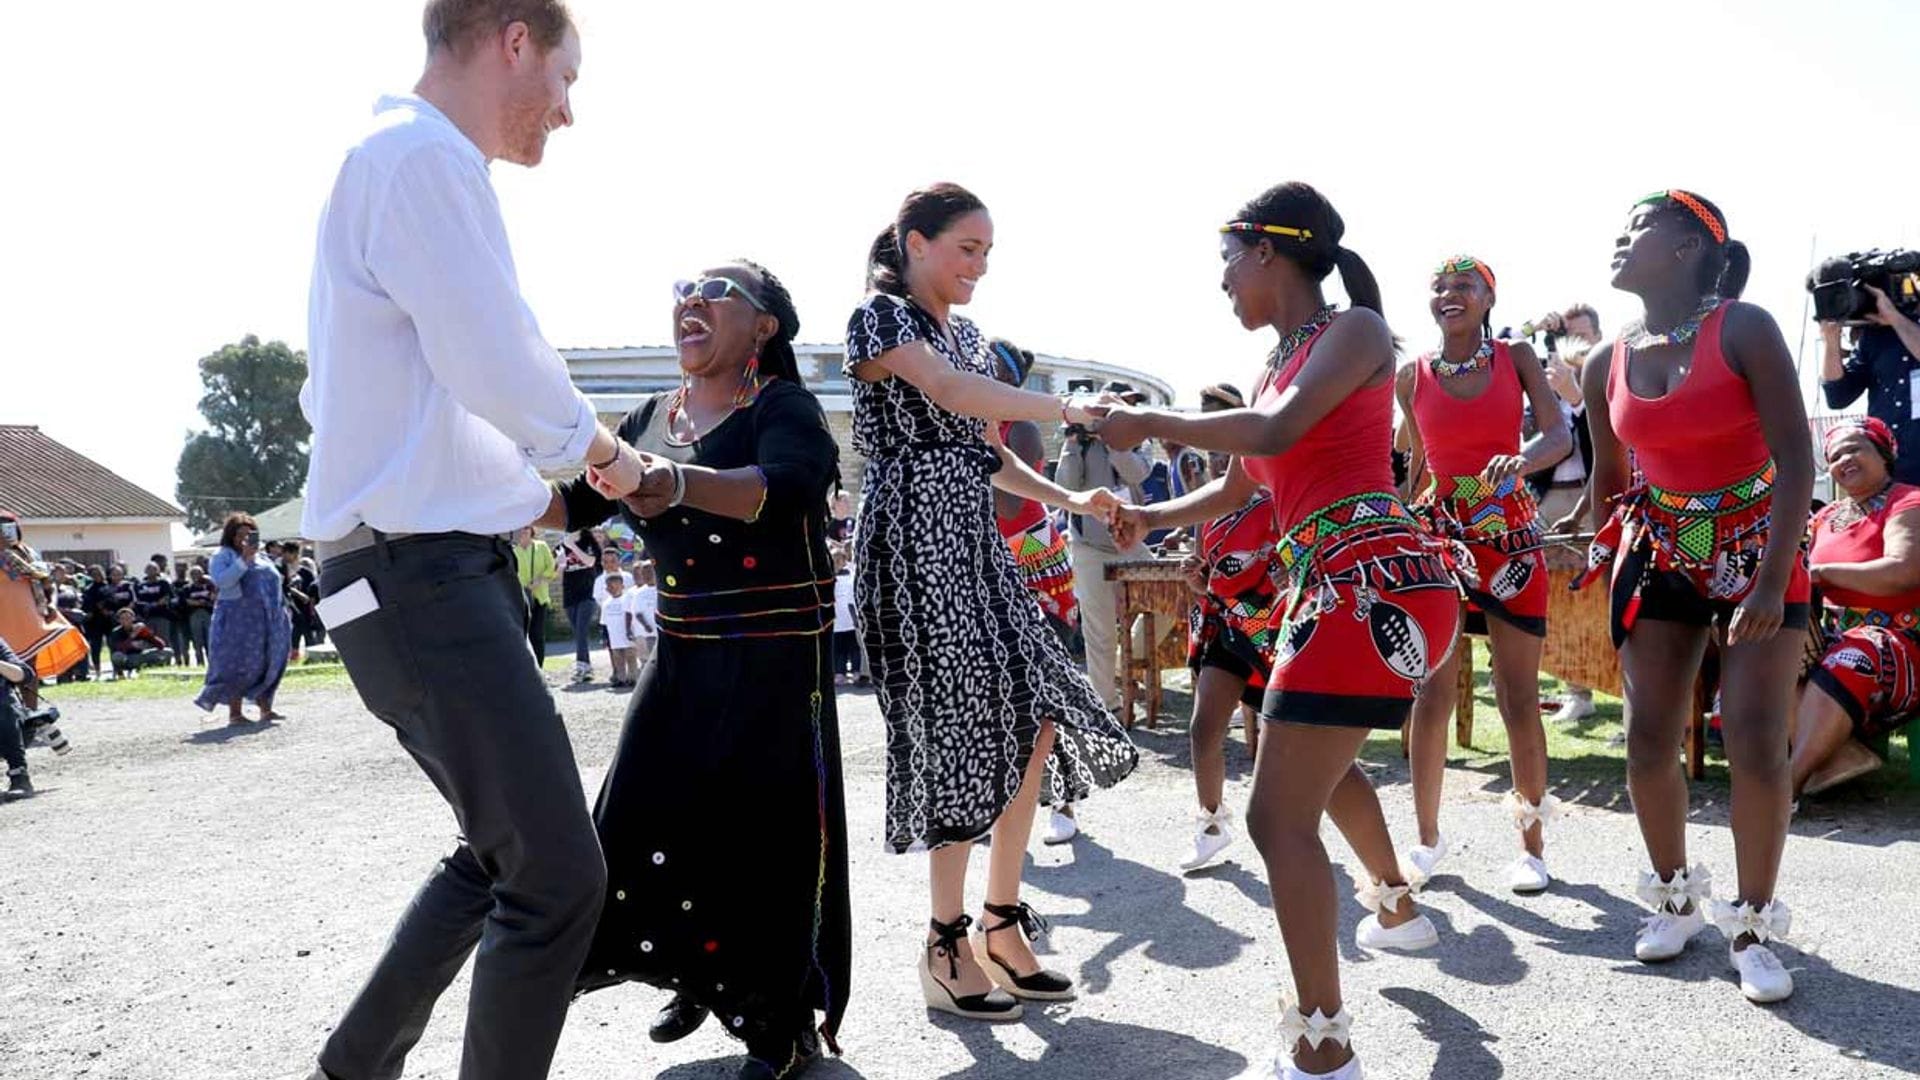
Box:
[1057,379,1152,720]
[1821,283,1920,485]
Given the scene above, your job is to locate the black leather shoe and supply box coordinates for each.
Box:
[650,991,710,1044]
[739,1026,820,1079]
[3,768,31,801]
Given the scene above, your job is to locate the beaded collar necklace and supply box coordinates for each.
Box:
[1266,305,1339,374]
[1429,339,1493,379]
[1625,295,1721,352]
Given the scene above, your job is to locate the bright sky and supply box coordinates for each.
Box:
[6,0,1920,529]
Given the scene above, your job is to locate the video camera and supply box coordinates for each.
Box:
[1806,250,1920,323]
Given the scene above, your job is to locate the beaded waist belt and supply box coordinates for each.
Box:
[1576,462,1777,587]
[1827,604,1920,635]
[1274,492,1423,588]
[656,576,834,640]
[1417,473,1542,555]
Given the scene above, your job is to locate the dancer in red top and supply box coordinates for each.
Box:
[1579,190,1812,1004]
[1396,257,1569,895]
[1793,418,1920,796]
[1098,182,1456,1080]
[987,338,1080,641]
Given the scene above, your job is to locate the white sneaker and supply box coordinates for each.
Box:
[1635,907,1706,962]
[1179,807,1236,872]
[1400,836,1448,885]
[1507,855,1551,894]
[1728,944,1794,1003]
[1634,864,1712,962]
[1043,807,1079,845]
[1355,912,1439,952]
[570,662,592,684]
[1240,1053,1365,1080]
[1549,694,1596,724]
[1234,996,1361,1079]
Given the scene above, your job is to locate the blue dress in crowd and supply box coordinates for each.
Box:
[195,548,291,710]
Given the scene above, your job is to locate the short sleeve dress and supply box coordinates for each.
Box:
[843,293,1138,853]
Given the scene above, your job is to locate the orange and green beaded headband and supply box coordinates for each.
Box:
[1433,255,1496,293]
[1221,221,1313,242]
[1637,189,1726,245]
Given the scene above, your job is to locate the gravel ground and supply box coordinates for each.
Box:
[3,672,1917,1080]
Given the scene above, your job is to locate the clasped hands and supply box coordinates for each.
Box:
[587,443,679,518]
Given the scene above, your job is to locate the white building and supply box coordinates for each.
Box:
[0,425,186,567]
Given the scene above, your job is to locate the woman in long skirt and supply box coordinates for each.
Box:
[195,513,289,724]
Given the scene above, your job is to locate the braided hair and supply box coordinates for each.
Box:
[1639,190,1750,300]
[866,183,987,297]
[730,259,805,383]
[1228,181,1386,317]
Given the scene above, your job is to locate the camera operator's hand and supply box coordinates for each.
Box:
[1865,284,1911,329]
[1534,312,1567,335]
[1544,354,1581,400]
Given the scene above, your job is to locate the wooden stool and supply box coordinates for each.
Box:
[1108,558,1195,729]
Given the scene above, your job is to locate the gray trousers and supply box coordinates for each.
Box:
[316,533,604,1080]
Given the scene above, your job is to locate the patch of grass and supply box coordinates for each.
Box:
[41,655,586,705]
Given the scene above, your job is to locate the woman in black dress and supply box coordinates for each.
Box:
[542,261,847,1080]
[845,183,1139,1024]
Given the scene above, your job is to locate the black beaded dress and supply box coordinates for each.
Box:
[843,293,1139,853]
[565,379,850,1051]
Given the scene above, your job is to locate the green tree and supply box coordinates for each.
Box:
[174,334,312,532]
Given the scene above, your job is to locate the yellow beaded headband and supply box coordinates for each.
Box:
[1222,222,1313,242]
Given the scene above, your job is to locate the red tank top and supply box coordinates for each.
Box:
[1607,302,1769,492]
[1240,318,1397,533]
[994,420,1046,538]
[1411,340,1523,477]
[1810,483,1920,614]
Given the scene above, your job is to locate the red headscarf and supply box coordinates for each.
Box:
[1823,416,1899,465]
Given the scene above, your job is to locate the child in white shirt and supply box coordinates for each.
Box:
[599,575,639,689]
[630,562,659,666]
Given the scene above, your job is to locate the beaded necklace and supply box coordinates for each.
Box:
[1624,295,1721,352]
[1428,339,1493,379]
[1266,305,1339,375]
[1826,479,1895,533]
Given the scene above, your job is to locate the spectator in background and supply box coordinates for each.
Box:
[598,573,639,690]
[50,565,91,682]
[1052,378,1151,845]
[515,526,557,665]
[181,565,216,666]
[1526,303,1604,725]
[557,527,602,684]
[832,546,859,684]
[988,337,1080,646]
[196,513,289,725]
[1819,276,1920,487]
[593,546,634,608]
[89,565,137,678]
[166,565,193,665]
[132,562,176,666]
[827,489,856,544]
[1,636,34,799]
[629,561,658,669]
[108,607,174,676]
[278,542,317,663]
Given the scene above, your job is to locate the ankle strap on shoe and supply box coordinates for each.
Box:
[1278,993,1352,1051]
[981,900,1049,942]
[927,914,973,979]
[1636,863,1712,914]
[1710,899,1793,944]
[1355,878,1418,915]
[1505,790,1562,833]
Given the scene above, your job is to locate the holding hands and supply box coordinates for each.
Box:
[589,444,682,518]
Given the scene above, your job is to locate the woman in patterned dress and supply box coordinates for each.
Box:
[844,183,1139,1023]
[1095,182,1456,1080]
[1395,256,1568,895]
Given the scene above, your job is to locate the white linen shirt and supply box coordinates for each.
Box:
[301,94,597,541]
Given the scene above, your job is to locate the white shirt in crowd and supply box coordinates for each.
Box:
[629,584,658,640]
[833,571,856,633]
[594,570,635,607]
[600,592,637,650]
[301,94,598,542]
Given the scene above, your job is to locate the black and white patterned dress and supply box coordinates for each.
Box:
[844,293,1138,853]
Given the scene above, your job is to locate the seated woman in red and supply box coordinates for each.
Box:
[1097,181,1455,1080]
[1794,417,1920,797]
[1396,256,1569,896]
[1579,190,1813,1005]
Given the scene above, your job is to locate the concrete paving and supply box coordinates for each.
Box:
[3,674,1916,1080]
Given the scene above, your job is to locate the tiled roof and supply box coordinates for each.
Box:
[0,425,185,520]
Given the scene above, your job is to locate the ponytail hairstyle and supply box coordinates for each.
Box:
[1224,181,1386,317]
[1636,189,1750,300]
[731,259,805,384]
[866,182,988,297]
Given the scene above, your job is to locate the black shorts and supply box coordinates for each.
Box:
[1634,570,1811,633]
[1190,637,1265,710]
